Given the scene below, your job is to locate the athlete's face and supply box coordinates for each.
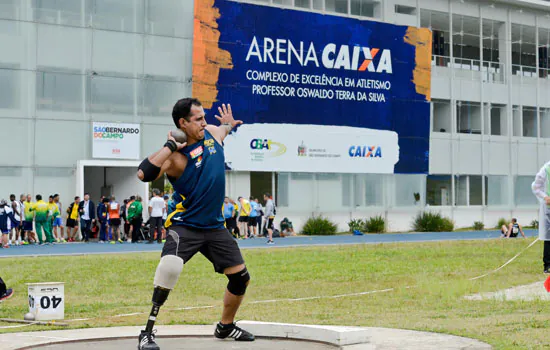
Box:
[180,105,207,141]
[26,195,31,202]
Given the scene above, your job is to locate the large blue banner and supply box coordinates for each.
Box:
[193,0,432,174]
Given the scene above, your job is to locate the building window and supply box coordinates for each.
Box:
[457,101,481,134]
[395,4,416,15]
[86,0,143,33]
[512,105,522,137]
[312,0,323,10]
[469,175,483,205]
[295,0,311,9]
[0,66,19,109]
[488,104,506,136]
[432,99,451,133]
[139,76,185,117]
[426,175,452,206]
[36,68,82,112]
[350,0,376,17]
[273,0,292,5]
[485,175,508,206]
[522,107,537,138]
[87,73,135,115]
[395,174,424,207]
[541,108,550,138]
[514,176,537,206]
[277,173,289,207]
[326,0,348,14]
[32,0,82,26]
[455,175,468,206]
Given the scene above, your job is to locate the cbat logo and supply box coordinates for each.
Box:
[250,139,287,157]
[349,146,382,158]
[246,36,392,73]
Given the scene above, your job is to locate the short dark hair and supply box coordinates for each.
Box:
[49,195,54,199]
[124,199,128,204]
[36,194,42,200]
[264,193,271,198]
[84,192,90,196]
[10,194,15,200]
[130,195,136,200]
[172,98,202,127]
[54,194,59,198]
[74,196,80,200]
[512,218,517,223]
[102,197,109,203]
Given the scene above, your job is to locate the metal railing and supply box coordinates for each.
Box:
[511,64,538,85]
[432,55,505,83]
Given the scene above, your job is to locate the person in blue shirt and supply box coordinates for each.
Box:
[96,197,109,243]
[248,197,259,238]
[223,197,237,238]
[136,98,254,349]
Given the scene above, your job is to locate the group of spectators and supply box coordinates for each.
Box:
[223,193,295,245]
[0,190,170,248]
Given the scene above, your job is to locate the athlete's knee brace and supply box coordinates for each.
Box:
[152,255,183,306]
[226,267,250,296]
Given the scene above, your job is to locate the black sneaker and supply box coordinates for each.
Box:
[214,322,255,341]
[138,330,159,350]
[0,288,14,302]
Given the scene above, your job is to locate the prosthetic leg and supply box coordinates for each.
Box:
[139,255,183,350]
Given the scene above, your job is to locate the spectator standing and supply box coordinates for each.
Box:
[19,194,27,244]
[238,196,251,238]
[0,200,16,248]
[31,194,52,245]
[46,195,60,244]
[66,196,80,242]
[162,195,169,242]
[248,197,259,238]
[223,197,237,238]
[9,194,22,246]
[121,199,130,241]
[255,198,264,237]
[108,196,123,244]
[148,189,165,244]
[52,194,65,243]
[23,194,36,244]
[128,195,143,243]
[97,197,109,243]
[532,160,550,273]
[263,193,276,245]
[78,193,96,242]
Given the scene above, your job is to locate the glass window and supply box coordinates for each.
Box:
[351,0,376,17]
[276,172,289,207]
[88,74,135,115]
[522,107,537,137]
[469,175,483,205]
[316,173,343,212]
[295,0,311,9]
[32,0,82,26]
[357,174,384,207]
[0,0,20,20]
[515,176,537,206]
[342,173,352,207]
[457,101,482,134]
[486,175,508,206]
[433,99,452,133]
[146,0,187,37]
[395,4,416,15]
[395,174,424,207]
[426,175,452,206]
[273,0,292,5]
[455,175,467,206]
[326,0,348,14]
[87,0,143,33]
[36,69,83,112]
[288,173,314,211]
[312,0,323,10]
[139,77,186,117]
[0,66,19,109]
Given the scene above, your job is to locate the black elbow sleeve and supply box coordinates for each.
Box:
[138,158,161,182]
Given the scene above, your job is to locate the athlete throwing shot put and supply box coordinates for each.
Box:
[136,98,254,349]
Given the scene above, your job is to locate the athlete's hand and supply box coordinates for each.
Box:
[168,131,186,150]
[215,103,242,128]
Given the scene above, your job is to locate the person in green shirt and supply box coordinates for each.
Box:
[30,194,53,245]
[127,195,143,243]
[45,195,59,244]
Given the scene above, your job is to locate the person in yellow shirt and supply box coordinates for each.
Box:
[65,196,80,242]
[237,196,251,238]
[45,195,59,244]
[30,194,53,245]
[23,194,37,244]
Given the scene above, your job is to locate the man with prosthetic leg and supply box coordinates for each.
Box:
[137,98,254,350]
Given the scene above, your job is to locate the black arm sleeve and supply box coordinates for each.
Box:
[138,158,161,182]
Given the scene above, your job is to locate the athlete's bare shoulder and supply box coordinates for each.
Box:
[163,151,188,179]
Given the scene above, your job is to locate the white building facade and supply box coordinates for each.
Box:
[1,0,549,231]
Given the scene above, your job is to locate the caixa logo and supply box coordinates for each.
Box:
[250,139,287,157]
[349,145,382,158]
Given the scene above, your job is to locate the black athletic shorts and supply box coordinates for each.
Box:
[66,218,77,228]
[267,218,274,230]
[238,216,248,223]
[247,217,257,226]
[149,216,163,231]
[109,218,121,227]
[161,225,245,274]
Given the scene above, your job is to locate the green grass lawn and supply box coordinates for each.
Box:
[0,239,548,349]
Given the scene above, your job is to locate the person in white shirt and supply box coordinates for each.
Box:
[148,189,165,244]
[9,194,22,246]
[532,160,550,273]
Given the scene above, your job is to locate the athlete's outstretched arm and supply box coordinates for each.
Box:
[207,103,242,143]
[137,132,186,182]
